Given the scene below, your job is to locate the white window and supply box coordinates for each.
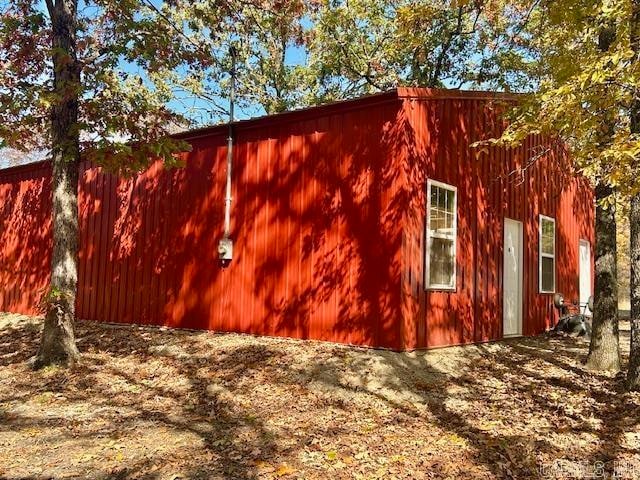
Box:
[539,215,556,293]
[425,180,457,290]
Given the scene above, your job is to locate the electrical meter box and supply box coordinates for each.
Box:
[218,237,233,262]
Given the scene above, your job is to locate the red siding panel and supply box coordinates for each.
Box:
[0,89,594,350]
[400,93,594,349]
[0,162,52,315]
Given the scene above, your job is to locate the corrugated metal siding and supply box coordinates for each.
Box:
[400,96,595,349]
[0,162,52,315]
[0,95,407,349]
[0,89,594,350]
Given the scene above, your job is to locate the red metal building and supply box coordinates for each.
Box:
[0,88,594,350]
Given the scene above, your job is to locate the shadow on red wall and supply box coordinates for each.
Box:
[0,96,594,351]
[65,101,409,349]
[0,164,52,314]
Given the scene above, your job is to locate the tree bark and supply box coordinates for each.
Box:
[585,25,621,372]
[629,194,640,388]
[586,183,621,371]
[33,0,81,368]
[628,0,640,389]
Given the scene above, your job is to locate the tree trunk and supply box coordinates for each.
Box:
[586,183,621,371]
[585,25,621,372]
[628,0,640,389]
[629,194,640,388]
[33,0,81,369]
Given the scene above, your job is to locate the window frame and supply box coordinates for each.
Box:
[424,179,457,291]
[539,214,556,293]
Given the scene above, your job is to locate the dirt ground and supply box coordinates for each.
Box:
[0,313,639,480]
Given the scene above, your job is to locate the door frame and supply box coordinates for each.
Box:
[503,218,524,337]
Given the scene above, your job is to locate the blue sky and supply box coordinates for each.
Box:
[165,42,309,125]
[0,0,315,167]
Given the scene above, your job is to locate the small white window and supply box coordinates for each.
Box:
[425,180,457,290]
[539,215,556,293]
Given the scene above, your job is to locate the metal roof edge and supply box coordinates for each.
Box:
[172,90,400,141]
[0,159,50,176]
[397,87,521,101]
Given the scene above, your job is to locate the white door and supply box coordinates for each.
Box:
[503,218,523,337]
[579,240,592,314]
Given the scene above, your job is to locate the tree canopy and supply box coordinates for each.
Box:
[0,0,214,172]
[495,0,640,200]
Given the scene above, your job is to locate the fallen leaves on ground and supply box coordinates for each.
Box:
[0,313,638,479]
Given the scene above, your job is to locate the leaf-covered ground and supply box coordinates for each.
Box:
[0,313,639,480]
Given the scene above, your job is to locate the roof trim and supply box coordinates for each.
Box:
[0,159,50,176]
[397,87,520,101]
[173,90,399,141]
[175,87,521,141]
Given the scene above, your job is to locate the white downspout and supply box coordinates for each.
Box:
[218,46,236,264]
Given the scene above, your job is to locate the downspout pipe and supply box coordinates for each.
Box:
[223,46,236,238]
[218,46,236,264]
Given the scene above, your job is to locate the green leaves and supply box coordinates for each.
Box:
[1,0,547,169]
[86,137,191,176]
[0,0,216,171]
[491,0,640,200]
[306,0,544,97]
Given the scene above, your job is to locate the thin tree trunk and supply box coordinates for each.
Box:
[33,0,81,368]
[586,183,621,371]
[629,194,640,388]
[627,0,640,389]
